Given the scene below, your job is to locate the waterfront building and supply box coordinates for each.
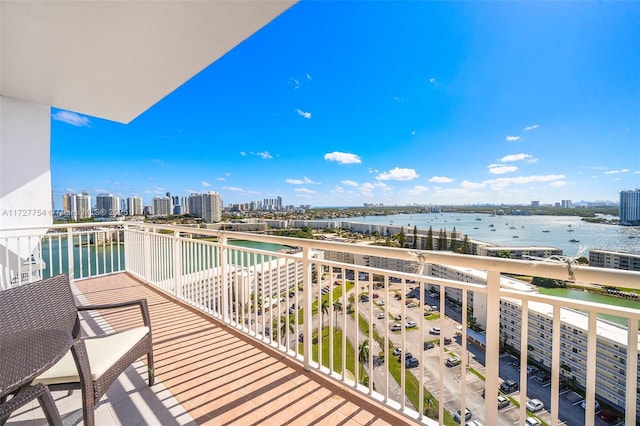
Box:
[290,220,338,229]
[620,189,640,226]
[126,196,143,216]
[95,194,120,218]
[561,200,573,208]
[500,297,640,416]
[589,249,640,272]
[477,245,562,260]
[62,193,72,215]
[70,190,92,221]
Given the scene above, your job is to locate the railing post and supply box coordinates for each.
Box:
[143,227,151,284]
[219,233,229,322]
[484,269,501,426]
[66,227,74,283]
[302,246,312,371]
[173,230,181,299]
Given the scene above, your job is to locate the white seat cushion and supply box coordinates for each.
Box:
[34,326,149,385]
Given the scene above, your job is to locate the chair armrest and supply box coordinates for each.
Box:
[77,299,151,327]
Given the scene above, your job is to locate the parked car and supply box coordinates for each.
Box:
[596,409,621,424]
[378,300,385,306]
[446,356,462,367]
[443,336,452,344]
[298,333,304,342]
[394,315,402,321]
[465,421,482,426]
[580,399,600,411]
[500,379,519,394]
[372,293,379,298]
[497,395,510,409]
[392,347,402,356]
[390,324,402,331]
[524,418,541,426]
[405,320,417,328]
[405,357,419,368]
[453,408,472,423]
[429,327,440,335]
[526,399,544,413]
[377,312,385,319]
[424,341,435,350]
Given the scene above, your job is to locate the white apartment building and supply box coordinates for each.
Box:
[290,220,338,229]
[152,196,173,217]
[201,191,222,223]
[500,298,640,415]
[126,196,143,216]
[477,245,563,260]
[424,262,639,416]
[589,249,640,272]
[620,188,640,226]
[69,191,92,221]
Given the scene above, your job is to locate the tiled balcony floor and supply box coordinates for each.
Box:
[6,273,416,426]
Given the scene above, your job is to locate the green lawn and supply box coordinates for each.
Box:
[298,327,364,382]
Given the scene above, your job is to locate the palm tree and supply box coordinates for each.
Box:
[279,315,294,344]
[358,339,370,382]
[320,298,330,329]
[332,300,342,330]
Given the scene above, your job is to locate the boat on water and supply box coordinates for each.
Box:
[542,230,550,233]
[569,238,580,243]
[513,235,519,238]
[473,227,479,229]
[491,228,496,231]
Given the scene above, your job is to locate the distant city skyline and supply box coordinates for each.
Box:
[51,1,640,207]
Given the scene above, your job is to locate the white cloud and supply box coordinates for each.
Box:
[506,135,522,142]
[249,151,272,160]
[306,73,312,80]
[286,177,318,185]
[359,182,390,195]
[341,180,359,187]
[217,177,225,181]
[152,159,169,167]
[411,130,416,135]
[484,174,566,189]
[461,180,486,189]
[52,110,90,127]
[429,176,454,183]
[429,77,436,84]
[488,164,518,174]
[295,108,311,119]
[289,77,300,89]
[404,185,429,195]
[523,124,540,131]
[324,152,362,165]
[376,167,419,181]
[201,181,210,187]
[549,180,567,188]
[500,153,534,162]
[294,188,315,194]
[240,151,246,156]
[604,168,630,174]
[334,186,345,193]
[222,186,245,192]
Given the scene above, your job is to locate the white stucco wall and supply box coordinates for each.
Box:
[0,96,52,288]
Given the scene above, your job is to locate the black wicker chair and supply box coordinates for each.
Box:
[0,274,154,426]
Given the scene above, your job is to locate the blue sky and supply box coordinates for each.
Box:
[52,1,640,209]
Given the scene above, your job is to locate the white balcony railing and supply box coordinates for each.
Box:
[1,222,639,426]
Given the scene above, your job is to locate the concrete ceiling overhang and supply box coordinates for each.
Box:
[0,1,296,124]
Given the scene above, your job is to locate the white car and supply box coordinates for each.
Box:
[526,399,544,413]
[429,327,440,335]
[377,312,385,319]
[525,418,541,426]
[392,347,402,356]
[405,320,417,328]
[390,324,402,331]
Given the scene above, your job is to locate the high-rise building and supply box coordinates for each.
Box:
[62,193,72,215]
[70,190,92,221]
[127,196,143,216]
[187,192,222,223]
[202,191,222,223]
[152,196,173,217]
[181,196,189,214]
[561,200,573,208]
[95,194,120,218]
[263,196,282,211]
[620,188,640,226]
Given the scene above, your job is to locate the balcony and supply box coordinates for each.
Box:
[2,222,639,426]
